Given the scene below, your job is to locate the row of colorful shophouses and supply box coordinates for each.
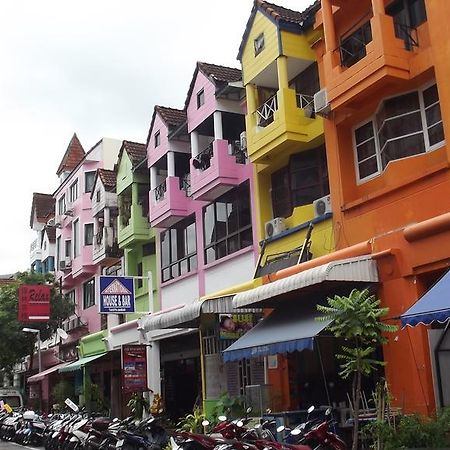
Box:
[17,0,450,425]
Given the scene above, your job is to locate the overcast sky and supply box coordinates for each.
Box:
[0,0,313,274]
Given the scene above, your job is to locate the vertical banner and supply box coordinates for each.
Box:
[18,285,51,322]
[121,344,149,393]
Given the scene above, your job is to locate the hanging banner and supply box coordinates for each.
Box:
[99,276,135,314]
[219,313,254,340]
[121,344,149,393]
[18,285,51,322]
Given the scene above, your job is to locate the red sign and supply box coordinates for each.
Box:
[121,344,149,393]
[18,285,51,322]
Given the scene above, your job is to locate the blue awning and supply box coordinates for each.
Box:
[223,304,331,362]
[401,270,450,327]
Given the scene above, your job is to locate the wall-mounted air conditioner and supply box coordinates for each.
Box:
[314,88,330,116]
[58,261,66,271]
[265,217,287,239]
[313,194,332,218]
[240,131,247,150]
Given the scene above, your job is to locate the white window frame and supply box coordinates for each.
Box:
[84,171,96,193]
[154,131,161,147]
[84,223,94,246]
[58,195,66,215]
[353,81,445,184]
[69,180,78,203]
[73,219,80,258]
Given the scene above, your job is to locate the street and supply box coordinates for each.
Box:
[0,442,41,450]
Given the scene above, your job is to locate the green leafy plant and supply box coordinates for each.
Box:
[211,393,246,422]
[51,380,75,409]
[317,289,397,450]
[176,407,206,433]
[127,393,149,420]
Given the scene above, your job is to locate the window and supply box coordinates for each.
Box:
[73,219,79,257]
[58,195,66,215]
[137,262,143,289]
[96,190,101,202]
[254,33,265,56]
[66,290,76,305]
[339,21,372,67]
[143,242,155,256]
[69,181,78,203]
[161,215,197,282]
[83,278,95,309]
[84,223,94,245]
[65,240,72,258]
[271,146,329,218]
[354,83,444,182]
[203,182,253,264]
[85,171,96,193]
[56,236,61,269]
[197,89,205,109]
[154,131,161,147]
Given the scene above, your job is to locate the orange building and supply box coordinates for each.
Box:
[312,0,450,414]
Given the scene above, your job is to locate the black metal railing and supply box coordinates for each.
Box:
[192,143,214,171]
[394,22,419,50]
[179,173,192,196]
[230,141,247,164]
[154,180,167,202]
[339,21,372,68]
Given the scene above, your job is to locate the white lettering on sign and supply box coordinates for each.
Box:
[102,295,131,307]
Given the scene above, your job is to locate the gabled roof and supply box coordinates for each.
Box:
[30,193,55,228]
[56,133,85,176]
[146,105,187,148]
[90,168,117,199]
[237,0,320,60]
[117,140,147,170]
[184,61,242,109]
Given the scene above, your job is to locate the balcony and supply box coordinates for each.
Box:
[149,176,194,228]
[93,226,122,265]
[320,0,431,110]
[246,86,323,164]
[190,139,248,201]
[30,239,42,264]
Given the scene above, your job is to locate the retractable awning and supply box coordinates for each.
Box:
[233,256,378,309]
[401,270,450,327]
[223,304,331,362]
[59,353,106,373]
[142,295,258,332]
[27,362,70,383]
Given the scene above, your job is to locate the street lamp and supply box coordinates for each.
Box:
[22,328,42,373]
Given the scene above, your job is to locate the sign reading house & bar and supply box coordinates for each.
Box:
[99,276,135,314]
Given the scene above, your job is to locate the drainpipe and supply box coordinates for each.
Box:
[403,212,450,242]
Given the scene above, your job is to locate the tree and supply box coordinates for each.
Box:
[0,271,74,372]
[317,288,397,450]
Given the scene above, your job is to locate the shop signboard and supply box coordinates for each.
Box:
[99,276,135,314]
[121,344,149,393]
[18,285,51,322]
[219,313,254,340]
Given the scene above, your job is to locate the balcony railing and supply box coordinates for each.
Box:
[394,21,419,50]
[193,143,214,171]
[256,95,278,127]
[230,141,247,165]
[154,180,167,202]
[339,20,373,68]
[30,239,38,252]
[296,93,314,110]
[179,173,192,196]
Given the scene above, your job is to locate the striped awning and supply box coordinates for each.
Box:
[233,256,379,309]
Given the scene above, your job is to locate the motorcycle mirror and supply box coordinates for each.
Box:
[246,407,252,414]
[291,429,301,436]
[202,420,210,427]
[254,423,261,429]
[276,425,285,433]
[237,420,244,427]
[158,409,164,414]
[325,408,332,416]
[218,416,227,422]
[307,406,315,414]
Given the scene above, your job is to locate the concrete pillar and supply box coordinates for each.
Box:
[104,208,111,228]
[213,111,223,140]
[147,339,161,395]
[150,166,157,190]
[322,0,337,52]
[167,151,176,177]
[107,314,120,329]
[245,84,258,114]
[191,131,199,157]
[371,0,385,16]
[276,56,289,90]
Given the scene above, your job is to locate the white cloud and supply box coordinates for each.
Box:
[0,0,314,273]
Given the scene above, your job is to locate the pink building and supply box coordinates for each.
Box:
[54,135,122,335]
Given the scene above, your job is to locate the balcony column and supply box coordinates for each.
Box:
[132,182,139,205]
[245,84,258,114]
[191,131,200,157]
[371,0,385,16]
[213,111,223,140]
[322,0,337,52]
[167,151,176,177]
[150,166,157,190]
[276,55,289,90]
[104,207,111,228]
[93,217,99,245]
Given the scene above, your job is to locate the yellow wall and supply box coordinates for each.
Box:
[241,11,279,85]
[280,29,317,61]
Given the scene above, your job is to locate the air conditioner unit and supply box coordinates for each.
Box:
[314,88,330,115]
[313,194,332,218]
[59,261,66,271]
[65,257,72,268]
[240,131,247,150]
[265,217,287,239]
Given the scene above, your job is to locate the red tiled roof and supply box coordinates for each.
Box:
[198,62,242,83]
[119,141,147,169]
[257,0,318,25]
[56,133,85,176]
[155,106,186,128]
[98,169,116,192]
[30,193,55,228]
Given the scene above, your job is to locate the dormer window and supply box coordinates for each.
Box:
[197,89,205,109]
[254,33,265,56]
[155,131,161,147]
[96,190,101,202]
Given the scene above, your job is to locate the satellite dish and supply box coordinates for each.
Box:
[56,328,68,340]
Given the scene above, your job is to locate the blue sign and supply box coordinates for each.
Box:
[99,276,135,314]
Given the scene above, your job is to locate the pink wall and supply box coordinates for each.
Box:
[187,71,218,133]
[147,113,170,167]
